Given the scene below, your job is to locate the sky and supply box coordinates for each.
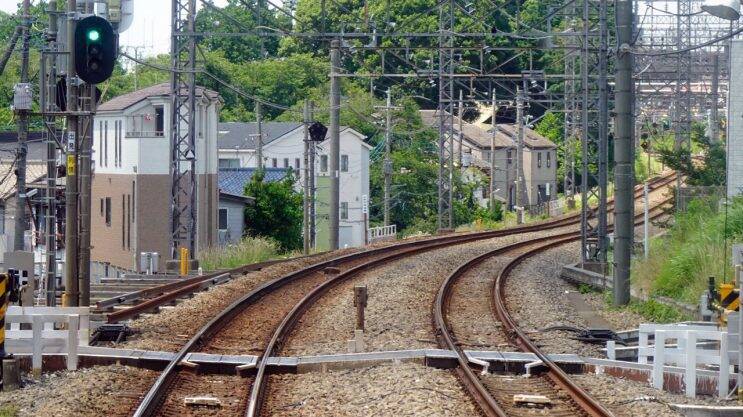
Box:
[1,0,230,56]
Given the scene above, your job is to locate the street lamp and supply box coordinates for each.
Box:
[701,0,741,20]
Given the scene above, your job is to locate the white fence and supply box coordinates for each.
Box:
[5,306,91,373]
[368,225,397,243]
[608,322,730,398]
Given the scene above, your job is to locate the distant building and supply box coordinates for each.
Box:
[217,122,372,249]
[420,109,557,208]
[92,83,222,272]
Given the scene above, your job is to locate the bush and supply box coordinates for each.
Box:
[199,236,280,271]
[244,169,304,251]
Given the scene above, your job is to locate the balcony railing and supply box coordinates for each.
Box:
[125,130,164,138]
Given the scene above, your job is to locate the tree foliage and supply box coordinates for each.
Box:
[243,169,304,251]
[656,123,726,187]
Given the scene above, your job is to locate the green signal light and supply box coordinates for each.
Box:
[87,29,100,42]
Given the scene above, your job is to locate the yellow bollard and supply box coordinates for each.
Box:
[180,247,189,276]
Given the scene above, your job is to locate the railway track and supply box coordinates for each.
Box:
[433,198,673,417]
[131,173,675,417]
[100,173,677,326]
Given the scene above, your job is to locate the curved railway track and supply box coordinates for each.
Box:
[132,173,675,417]
[433,197,673,417]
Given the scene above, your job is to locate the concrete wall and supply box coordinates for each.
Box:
[728,40,743,197]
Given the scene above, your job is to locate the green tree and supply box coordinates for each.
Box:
[243,169,304,251]
[656,129,726,187]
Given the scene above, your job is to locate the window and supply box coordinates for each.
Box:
[483,150,490,161]
[507,149,512,165]
[320,155,328,172]
[155,106,164,136]
[295,158,300,169]
[283,158,289,168]
[104,121,108,167]
[122,195,126,249]
[272,158,278,168]
[98,121,103,167]
[341,155,349,172]
[118,120,123,167]
[219,158,240,169]
[537,152,542,168]
[105,197,111,226]
[132,181,136,222]
[546,151,551,168]
[127,194,131,250]
[100,198,104,216]
[219,208,228,231]
[340,202,349,220]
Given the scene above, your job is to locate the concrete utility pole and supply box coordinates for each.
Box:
[255,101,263,170]
[78,0,94,307]
[457,89,463,167]
[710,54,719,143]
[64,0,80,307]
[309,101,316,249]
[329,39,341,250]
[515,88,526,208]
[382,88,397,226]
[490,89,497,211]
[613,0,635,306]
[13,0,31,251]
[42,0,59,306]
[302,100,310,255]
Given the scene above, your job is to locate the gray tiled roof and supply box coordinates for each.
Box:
[218,167,291,196]
[419,110,556,150]
[98,83,219,112]
[218,122,302,150]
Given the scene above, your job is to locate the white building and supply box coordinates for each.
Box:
[217,122,372,249]
[728,40,743,197]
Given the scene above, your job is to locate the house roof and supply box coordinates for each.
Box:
[218,122,302,150]
[419,110,556,150]
[98,83,220,112]
[217,122,369,151]
[219,192,255,205]
[0,137,49,162]
[218,167,290,196]
[0,161,47,202]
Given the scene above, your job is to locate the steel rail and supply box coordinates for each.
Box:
[435,197,673,417]
[132,173,675,416]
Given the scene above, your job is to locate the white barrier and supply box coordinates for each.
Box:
[651,328,729,398]
[5,306,91,373]
[368,225,397,242]
[637,322,717,364]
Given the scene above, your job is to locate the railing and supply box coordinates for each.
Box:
[6,306,91,375]
[525,199,564,217]
[125,130,165,138]
[368,225,397,243]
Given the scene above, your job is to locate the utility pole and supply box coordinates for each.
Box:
[614,0,634,305]
[42,0,59,306]
[64,0,79,307]
[457,89,463,167]
[329,39,340,250]
[13,0,31,251]
[515,88,526,208]
[302,100,310,254]
[255,101,263,170]
[710,54,719,143]
[384,89,392,226]
[308,101,316,248]
[490,89,497,211]
[78,0,94,307]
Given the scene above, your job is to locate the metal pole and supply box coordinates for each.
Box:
[309,101,316,249]
[13,0,31,252]
[490,89,497,211]
[383,88,392,226]
[256,101,263,170]
[644,182,649,260]
[302,100,310,255]
[329,39,340,250]
[43,0,58,306]
[738,265,742,401]
[614,0,634,305]
[710,54,719,144]
[457,89,463,167]
[515,88,525,208]
[64,0,79,307]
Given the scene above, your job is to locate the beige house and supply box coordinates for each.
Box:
[420,109,557,208]
[92,84,222,272]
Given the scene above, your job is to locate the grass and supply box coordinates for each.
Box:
[631,196,743,305]
[0,406,17,417]
[198,236,281,271]
[602,291,691,323]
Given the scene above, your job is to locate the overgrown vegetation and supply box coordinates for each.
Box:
[632,197,743,304]
[198,236,280,271]
[602,291,690,323]
[243,169,304,251]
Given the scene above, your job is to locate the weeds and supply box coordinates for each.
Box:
[199,236,280,271]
